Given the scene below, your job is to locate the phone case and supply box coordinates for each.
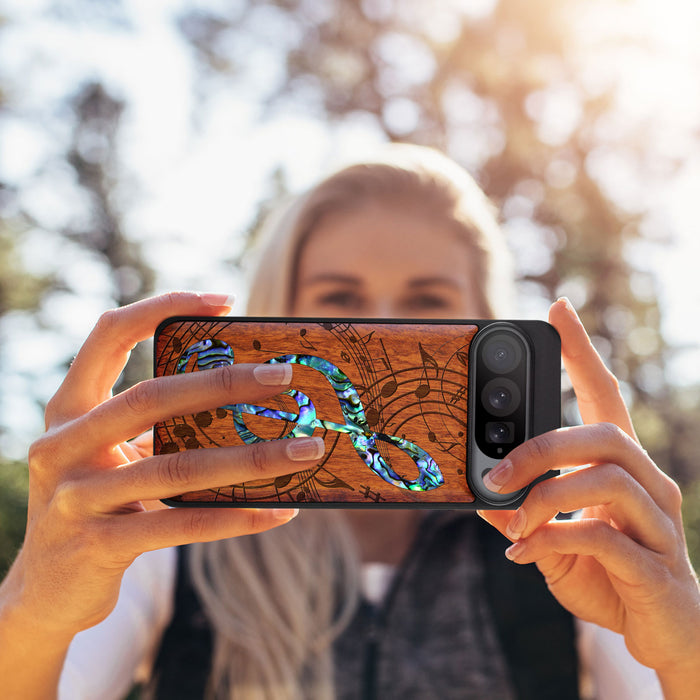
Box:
[153,317,560,508]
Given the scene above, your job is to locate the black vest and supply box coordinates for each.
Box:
[148,514,579,699]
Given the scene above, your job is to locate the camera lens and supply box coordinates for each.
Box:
[482,334,523,374]
[489,386,510,411]
[481,378,521,417]
[486,421,514,444]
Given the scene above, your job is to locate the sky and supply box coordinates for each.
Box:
[1,0,699,457]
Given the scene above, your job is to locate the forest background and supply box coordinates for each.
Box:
[1,0,700,574]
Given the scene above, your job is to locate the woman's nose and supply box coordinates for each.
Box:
[365,299,401,319]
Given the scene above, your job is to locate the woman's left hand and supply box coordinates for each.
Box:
[478,298,700,696]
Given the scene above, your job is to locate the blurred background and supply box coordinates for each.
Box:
[1,0,699,574]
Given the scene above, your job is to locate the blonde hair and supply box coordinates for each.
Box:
[246,143,514,317]
[189,512,359,700]
[188,145,514,699]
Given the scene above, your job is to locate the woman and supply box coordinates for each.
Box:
[0,145,697,699]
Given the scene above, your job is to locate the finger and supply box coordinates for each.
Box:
[125,430,153,460]
[109,506,300,558]
[47,292,235,424]
[483,423,681,514]
[504,464,675,554]
[548,298,636,439]
[86,436,326,507]
[120,441,144,462]
[476,509,516,539]
[503,518,662,587]
[65,362,294,456]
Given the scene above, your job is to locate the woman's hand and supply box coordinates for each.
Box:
[478,298,700,696]
[0,293,323,658]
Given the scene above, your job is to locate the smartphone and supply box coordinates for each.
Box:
[153,317,560,509]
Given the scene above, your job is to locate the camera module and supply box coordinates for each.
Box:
[470,323,531,464]
[467,320,559,507]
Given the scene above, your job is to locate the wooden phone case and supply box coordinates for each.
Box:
[154,318,480,506]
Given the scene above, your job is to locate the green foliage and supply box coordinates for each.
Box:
[0,460,28,577]
[682,479,700,572]
[0,224,54,316]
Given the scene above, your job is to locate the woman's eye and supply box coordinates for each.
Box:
[315,290,365,309]
[403,295,451,311]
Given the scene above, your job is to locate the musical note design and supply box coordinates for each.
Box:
[176,340,444,492]
[449,386,467,405]
[359,485,385,502]
[298,328,317,350]
[376,338,398,398]
[418,342,439,379]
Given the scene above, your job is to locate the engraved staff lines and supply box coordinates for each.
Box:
[360,365,467,458]
[330,324,470,466]
[155,319,233,452]
[155,320,255,501]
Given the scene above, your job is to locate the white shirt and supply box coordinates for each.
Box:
[59,548,176,700]
[59,548,663,700]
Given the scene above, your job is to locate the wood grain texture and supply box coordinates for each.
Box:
[154,319,478,505]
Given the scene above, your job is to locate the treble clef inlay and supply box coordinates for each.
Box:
[176,339,444,492]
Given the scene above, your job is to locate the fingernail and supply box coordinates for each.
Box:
[505,541,527,561]
[506,509,527,540]
[274,508,299,521]
[557,296,578,319]
[254,363,293,386]
[286,436,325,461]
[483,460,512,493]
[199,293,236,309]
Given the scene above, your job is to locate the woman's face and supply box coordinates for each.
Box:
[293,202,485,319]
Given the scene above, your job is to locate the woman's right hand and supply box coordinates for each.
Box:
[1,292,322,642]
